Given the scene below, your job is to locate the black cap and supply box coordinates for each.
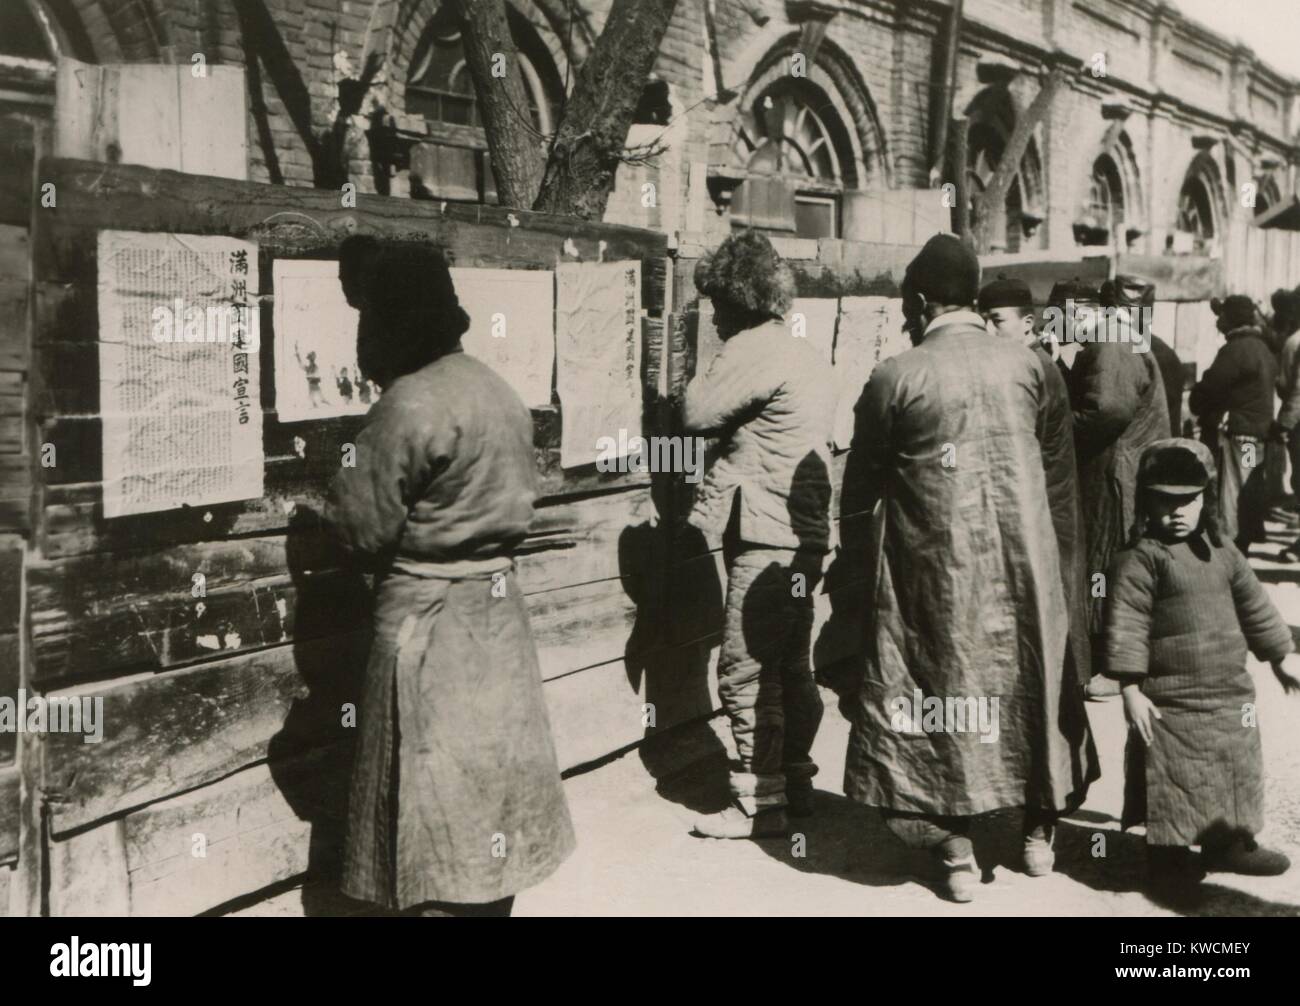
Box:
[1210,294,1257,330]
[1047,278,1100,309]
[1137,438,1214,495]
[904,234,981,307]
[978,275,1034,313]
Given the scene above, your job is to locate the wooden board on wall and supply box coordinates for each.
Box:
[46,640,726,916]
[54,61,248,181]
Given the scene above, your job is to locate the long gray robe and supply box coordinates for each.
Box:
[842,314,1098,817]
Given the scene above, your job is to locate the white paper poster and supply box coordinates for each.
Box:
[450,266,555,406]
[97,230,264,518]
[272,259,377,421]
[555,261,643,468]
[832,296,908,450]
[787,297,837,365]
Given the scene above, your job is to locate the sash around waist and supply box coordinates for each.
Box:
[389,554,515,581]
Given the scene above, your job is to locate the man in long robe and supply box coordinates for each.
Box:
[841,236,1099,904]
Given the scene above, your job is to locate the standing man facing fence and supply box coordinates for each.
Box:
[842,235,1098,903]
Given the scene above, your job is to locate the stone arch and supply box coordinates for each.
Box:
[728,32,891,191]
[384,0,589,121]
[1075,127,1144,247]
[1176,150,1228,252]
[963,85,1046,251]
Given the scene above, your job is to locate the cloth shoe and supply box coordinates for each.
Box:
[1202,837,1291,876]
[938,853,978,903]
[1022,824,1056,877]
[691,805,788,839]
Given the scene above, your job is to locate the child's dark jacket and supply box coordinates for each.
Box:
[1105,534,1293,845]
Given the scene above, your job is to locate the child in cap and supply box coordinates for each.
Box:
[1105,438,1300,892]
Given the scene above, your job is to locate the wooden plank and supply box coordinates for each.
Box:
[30,482,657,680]
[0,224,27,280]
[50,639,724,916]
[42,634,366,835]
[177,66,248,180]
[0,278,27,370]
[117,64,181,173]
[0,455,28,535]
[32,158,668,287]
[48,817,130,916]
[50,741,351,918]
[125,742,351,916]
[0,766,18,864]
[0,635,18,765]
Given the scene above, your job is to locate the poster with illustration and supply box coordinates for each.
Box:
[272,259,379,421]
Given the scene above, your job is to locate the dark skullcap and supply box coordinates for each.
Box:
[1047,278,1100,309]
[977,275,1033,313]
[903,233,981,307]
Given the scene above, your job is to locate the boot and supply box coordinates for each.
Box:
[1202,837,1291,876]
[691,805,788,839]
[1022,823,1056,877]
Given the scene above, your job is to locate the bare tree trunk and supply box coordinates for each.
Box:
[971,65,1065,253]
[532,0,679,220]
[450,0,544,209]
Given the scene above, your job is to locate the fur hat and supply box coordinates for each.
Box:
[1210,294,1257,331]
[694,230,794,319]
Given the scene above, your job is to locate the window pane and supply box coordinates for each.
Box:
[795,197,837,239]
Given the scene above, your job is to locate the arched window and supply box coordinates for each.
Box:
[732,81,855,238]
[406,4,561,136]
[0,0,53,60]
[1177,174,1217,249]
[1076,154,1124,246]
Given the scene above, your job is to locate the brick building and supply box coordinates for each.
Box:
[3,0,1297,271]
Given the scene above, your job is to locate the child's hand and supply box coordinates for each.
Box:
[1122,683,1162,746]
[1271,653,1300,695]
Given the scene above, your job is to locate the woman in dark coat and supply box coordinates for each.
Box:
[1105,439,1299,889]
[326,238,574,916]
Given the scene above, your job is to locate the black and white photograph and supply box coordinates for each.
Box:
[2,0,1300,967]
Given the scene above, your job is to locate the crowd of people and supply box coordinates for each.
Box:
[684,230,1300,905]
[321,230,1300,917]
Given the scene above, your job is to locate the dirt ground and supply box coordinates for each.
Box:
[235,522,1300,918]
